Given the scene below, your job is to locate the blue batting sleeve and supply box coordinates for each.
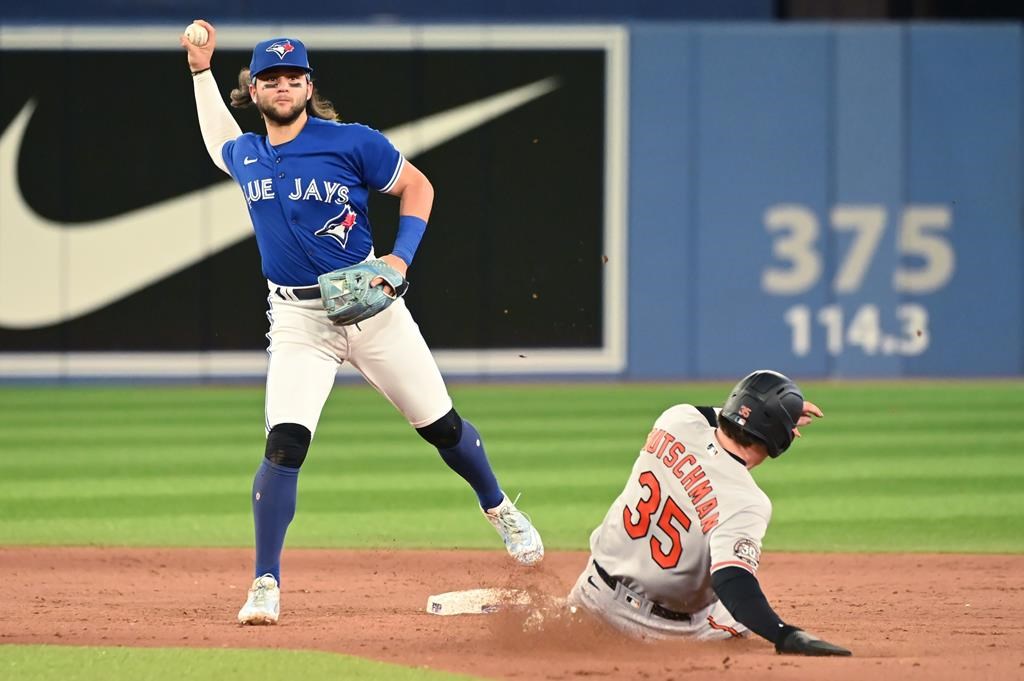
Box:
[392,215,427,265]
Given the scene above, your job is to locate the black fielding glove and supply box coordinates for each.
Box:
[775,625,852,657]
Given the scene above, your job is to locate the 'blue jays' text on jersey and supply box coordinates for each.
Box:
[222,117,404,286]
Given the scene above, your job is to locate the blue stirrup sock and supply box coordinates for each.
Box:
[438,419,504,510]
[252,458,300,584]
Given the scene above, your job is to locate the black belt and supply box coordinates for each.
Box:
[592,560,691,622]
[274,285,321,301]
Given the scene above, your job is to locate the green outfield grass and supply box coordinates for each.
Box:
[0,645,479,681]
[1,381,1022,553]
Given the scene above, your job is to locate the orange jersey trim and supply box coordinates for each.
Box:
[710,560,756,575]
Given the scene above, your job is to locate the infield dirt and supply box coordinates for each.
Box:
[3,547,1022,680]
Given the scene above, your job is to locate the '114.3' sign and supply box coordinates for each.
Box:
[761,204,953,358]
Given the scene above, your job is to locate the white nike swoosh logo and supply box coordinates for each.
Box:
[0,77,558,329]
[244,156,258,165]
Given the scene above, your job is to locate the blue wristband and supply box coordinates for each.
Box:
[392,215,427,265]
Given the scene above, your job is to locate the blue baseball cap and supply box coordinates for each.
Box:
[249,38,313,80]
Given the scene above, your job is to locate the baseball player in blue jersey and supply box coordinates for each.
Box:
[180,20,543,626]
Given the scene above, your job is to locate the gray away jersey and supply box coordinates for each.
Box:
[589,405,772,614]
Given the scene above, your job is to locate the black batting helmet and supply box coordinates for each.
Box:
[720,370,805,458]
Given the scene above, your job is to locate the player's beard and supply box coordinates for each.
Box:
[258,97,307,126]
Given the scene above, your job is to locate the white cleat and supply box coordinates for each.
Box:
[484,493,544,566]
[237,573,280,625]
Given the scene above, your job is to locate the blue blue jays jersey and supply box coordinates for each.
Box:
[222,117,404,286]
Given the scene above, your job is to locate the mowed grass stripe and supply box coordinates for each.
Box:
[0,382,1021,553]
[4,380,1018,405]
[12,451,1015,500]
[4,505,1017,552]
[0,645,479,681]
[767,517,1021,553]
[6,469,1024,520]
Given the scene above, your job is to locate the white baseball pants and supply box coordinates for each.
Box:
[263,294,453,435]
[567,559,749,641]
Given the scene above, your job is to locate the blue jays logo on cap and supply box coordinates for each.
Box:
[266,40,295,59]
[249,37,313,80]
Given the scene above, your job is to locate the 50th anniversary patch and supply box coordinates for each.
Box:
[733,538,761,570]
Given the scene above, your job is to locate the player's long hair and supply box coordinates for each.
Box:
[229,67,339,121]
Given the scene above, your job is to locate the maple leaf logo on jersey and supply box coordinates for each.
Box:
[316,204,358,248]
[266,40,295,60]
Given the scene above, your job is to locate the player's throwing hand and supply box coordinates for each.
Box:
[180,19,216,72]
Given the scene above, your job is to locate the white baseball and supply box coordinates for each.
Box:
[184,23,209,47]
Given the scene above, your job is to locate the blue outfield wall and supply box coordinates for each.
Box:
[627,23,1024,378]
[0,22,1020,380]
